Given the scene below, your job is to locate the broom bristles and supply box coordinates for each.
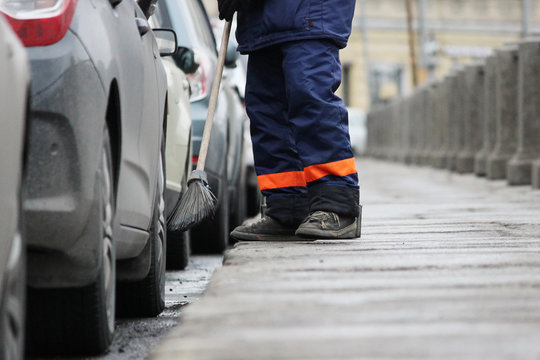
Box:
[167,171,217,232]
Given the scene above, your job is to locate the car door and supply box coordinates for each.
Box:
[115,1,165,251]
[72,0,164,254]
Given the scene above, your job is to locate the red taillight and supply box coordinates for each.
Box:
[1,0,78,47]
[186,51,209,102]
[192,155,199,165]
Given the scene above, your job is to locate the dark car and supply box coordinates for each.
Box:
[210,17,261,219]
[156,0,247,253]
[1,0,175,355]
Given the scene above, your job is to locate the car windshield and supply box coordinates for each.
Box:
[158,0,192,47]
[161,0,216,54]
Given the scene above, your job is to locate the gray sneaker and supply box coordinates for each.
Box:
[230,215,300,241]
[295,210,362,239]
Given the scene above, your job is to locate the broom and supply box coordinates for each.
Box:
[167,20,232,232]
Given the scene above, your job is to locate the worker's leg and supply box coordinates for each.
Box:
[230,44,309,240]
[281,39,360,238]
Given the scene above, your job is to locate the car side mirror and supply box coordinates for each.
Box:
[153,29,178,57]
[224,41,239,68]
[173,46,199,74]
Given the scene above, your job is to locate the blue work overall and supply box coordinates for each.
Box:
[237,0,360,226]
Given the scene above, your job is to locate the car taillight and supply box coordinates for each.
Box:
[0,0,78,47]
[192,155,199,165]
[186,52,209,102]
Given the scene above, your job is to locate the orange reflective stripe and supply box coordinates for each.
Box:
[257,171,306,190]
[304,158,357,183]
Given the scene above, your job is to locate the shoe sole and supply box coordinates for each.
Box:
[230,230,306,242]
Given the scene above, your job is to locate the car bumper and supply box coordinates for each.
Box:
[24,30,107,288]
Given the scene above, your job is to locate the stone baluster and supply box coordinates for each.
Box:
[456,63,485,174]
[421,82,437,166]
[475,55,497,177]
[507,39,540,185]
[487,44,519,180]
[447,69,466,172]
[433,75,451,169]
[398,98,410,163]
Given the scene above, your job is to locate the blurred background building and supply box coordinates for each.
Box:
[203,0,539,111]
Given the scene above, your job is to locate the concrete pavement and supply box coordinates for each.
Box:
[151,158,540,359]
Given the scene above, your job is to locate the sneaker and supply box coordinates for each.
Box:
[295,210,361,239]
[230,215,299,241]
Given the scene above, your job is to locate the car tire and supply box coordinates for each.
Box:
[0,202,26,360]
[26,127,116,356]
[116,142,166,317]
[228,165,247,244]
[166,229,190,270]
[191,165,229,254]
[166,167,191,270]
[246,166,262,218]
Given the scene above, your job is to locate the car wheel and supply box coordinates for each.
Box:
[191,163,229,254]
[229,157,247,238]
[246,166,262,217]
[0,210,25,360]
[116,143,166,317]
[166,230,190,270]
[26,127,116,356]
[166,170,190,270]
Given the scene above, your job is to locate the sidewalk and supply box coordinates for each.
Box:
[152,158,540,360]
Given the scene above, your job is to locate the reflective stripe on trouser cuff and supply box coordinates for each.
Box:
[257,158,357,190]
[258,170,306,191]
[304,158,357,183]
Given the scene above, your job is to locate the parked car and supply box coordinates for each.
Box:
[211,16,261,218]
[0,15,29,360]
[1,0,175,355]
[149,14,194,270]
[348,107,368,156]
[156,0,247,253]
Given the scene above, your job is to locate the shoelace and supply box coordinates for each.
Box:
[306,211,339,227]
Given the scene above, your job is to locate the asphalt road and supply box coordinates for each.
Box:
[29,255,223,360]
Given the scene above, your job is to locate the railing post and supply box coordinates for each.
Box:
[487,44,519,180]
[399,98,411,163]
[456,63,485,174]
[420,82,437,166]
[446,68,466,172]
[507,39,540,185]
[433,75,452,169]
[475,55,498,177]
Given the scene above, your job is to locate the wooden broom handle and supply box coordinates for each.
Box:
[196,20,232,171]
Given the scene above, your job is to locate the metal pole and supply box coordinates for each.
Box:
[522,0,530,38]
[405,0,418,87]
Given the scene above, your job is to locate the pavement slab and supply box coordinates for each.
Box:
[151,159,540,360]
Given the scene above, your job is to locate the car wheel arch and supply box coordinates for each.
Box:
[105,80,121,197]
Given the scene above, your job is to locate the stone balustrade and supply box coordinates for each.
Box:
[365,39,540,190]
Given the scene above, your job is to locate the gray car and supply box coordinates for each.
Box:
[0,15,29,360]
[156,0,247,253]
[1,0,175,355]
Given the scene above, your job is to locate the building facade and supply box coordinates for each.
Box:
[202,0,539,111]
[343,0,540,111]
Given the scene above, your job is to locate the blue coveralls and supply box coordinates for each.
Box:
[237,0,359,226]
